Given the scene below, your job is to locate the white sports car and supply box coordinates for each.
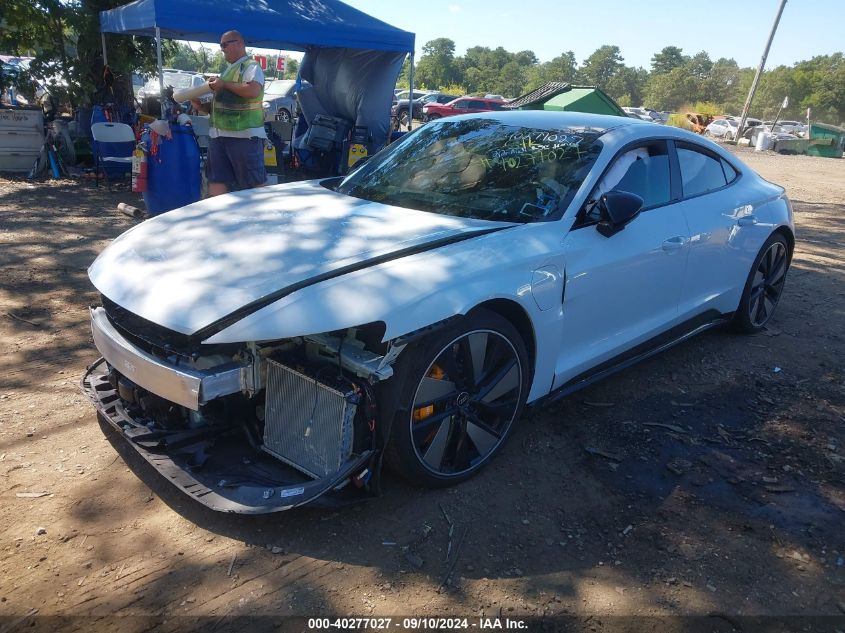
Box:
[82,112,794,513]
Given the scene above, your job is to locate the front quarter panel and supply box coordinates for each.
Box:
[204,225,568,402]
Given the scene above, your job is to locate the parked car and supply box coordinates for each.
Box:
[83,111,794,513]
[745,124,798,148]
[137,68,206,101]
[622,107,654,122]
[422,96,507,121]
[726,116,762,130]
[263,78,298,123]
[777,120,805,135]
[392,89,433,106]
[705,118,740,140]
[392,93,459,125]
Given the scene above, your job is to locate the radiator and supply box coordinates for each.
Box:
[262,360,356,479]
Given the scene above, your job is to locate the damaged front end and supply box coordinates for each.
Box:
[81,299,404,513]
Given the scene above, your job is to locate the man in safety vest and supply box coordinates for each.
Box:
[192,30,266,196]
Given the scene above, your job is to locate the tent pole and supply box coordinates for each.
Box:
[156,26,165,119]
[407,53,414,131]
[101,33,108,66]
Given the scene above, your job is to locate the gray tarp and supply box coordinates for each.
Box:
[297,47,405,153]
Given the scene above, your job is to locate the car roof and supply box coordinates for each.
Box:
[453,110,642,131]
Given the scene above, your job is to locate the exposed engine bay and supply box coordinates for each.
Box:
[82,297,407,513]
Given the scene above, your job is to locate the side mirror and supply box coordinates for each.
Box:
[596,190,644,238]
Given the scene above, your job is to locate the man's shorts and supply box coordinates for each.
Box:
[207,136,266,189]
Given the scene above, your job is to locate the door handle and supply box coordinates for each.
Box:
[661,236,687,252]
[737,215,758,226]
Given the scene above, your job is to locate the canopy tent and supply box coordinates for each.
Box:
[99,0,415,155]
[99,0,414,53]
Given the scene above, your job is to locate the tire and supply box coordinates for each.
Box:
[426,113,441,121]
[398,109,409,127]
[384,308,529,487]
[733,233,791,333]
[276,108,291,123]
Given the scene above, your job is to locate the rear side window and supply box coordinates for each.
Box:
[721,158,738,183]
[677,146,727,197]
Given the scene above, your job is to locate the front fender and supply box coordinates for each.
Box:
[204,229,563,402]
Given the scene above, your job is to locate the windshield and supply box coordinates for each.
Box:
[336,117,604,223]
[265,79,296,97]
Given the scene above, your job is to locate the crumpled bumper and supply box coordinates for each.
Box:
[81,358,375,514]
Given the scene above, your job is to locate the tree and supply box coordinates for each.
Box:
[607,66,648,106]
[1,0,164,107]
[494,61,528,98]
[284,58,299,81]
[643,66,698,111]
[687,51,713,80]
[522,51,576,93]
[415,38,457,89]
[701,58,740,105]
[579,45,624,89]
[651,46,686,75]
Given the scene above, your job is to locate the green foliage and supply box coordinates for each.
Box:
[651,46,686,75]
[579,45,624,89]
[667,113,693,130]
[439,83,467,96]
[0,0,166,107]
[2,0,842,127]
[284,58,300,81]
[690,101,721,117]
[415,38,459,89]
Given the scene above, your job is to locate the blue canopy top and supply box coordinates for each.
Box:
[100,0,415,53]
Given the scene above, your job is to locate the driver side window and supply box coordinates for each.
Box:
[583,141,671,223]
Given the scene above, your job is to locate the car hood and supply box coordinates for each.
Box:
[89,180,503,335]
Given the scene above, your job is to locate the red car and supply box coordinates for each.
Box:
[422,96,507,122]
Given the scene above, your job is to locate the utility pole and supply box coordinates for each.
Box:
[735,0,788,142]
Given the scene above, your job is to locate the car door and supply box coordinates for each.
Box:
[449,99,471,115]
[670,141,762,318]
[554,139,690,388]
[465,99,490,114]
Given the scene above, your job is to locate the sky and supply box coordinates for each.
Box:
[340,0,844,70]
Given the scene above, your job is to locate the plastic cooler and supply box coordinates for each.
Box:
[142,124,201,216]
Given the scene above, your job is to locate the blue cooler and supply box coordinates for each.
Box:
[142,124,201,216]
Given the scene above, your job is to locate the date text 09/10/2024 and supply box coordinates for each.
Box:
[307,617,528,630]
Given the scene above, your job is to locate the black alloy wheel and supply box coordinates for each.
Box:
[385,309,528,486]
[734,233,791,333]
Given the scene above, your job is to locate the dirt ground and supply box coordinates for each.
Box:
[0,147,844,632]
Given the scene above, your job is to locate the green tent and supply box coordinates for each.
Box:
[508,82,626,117]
